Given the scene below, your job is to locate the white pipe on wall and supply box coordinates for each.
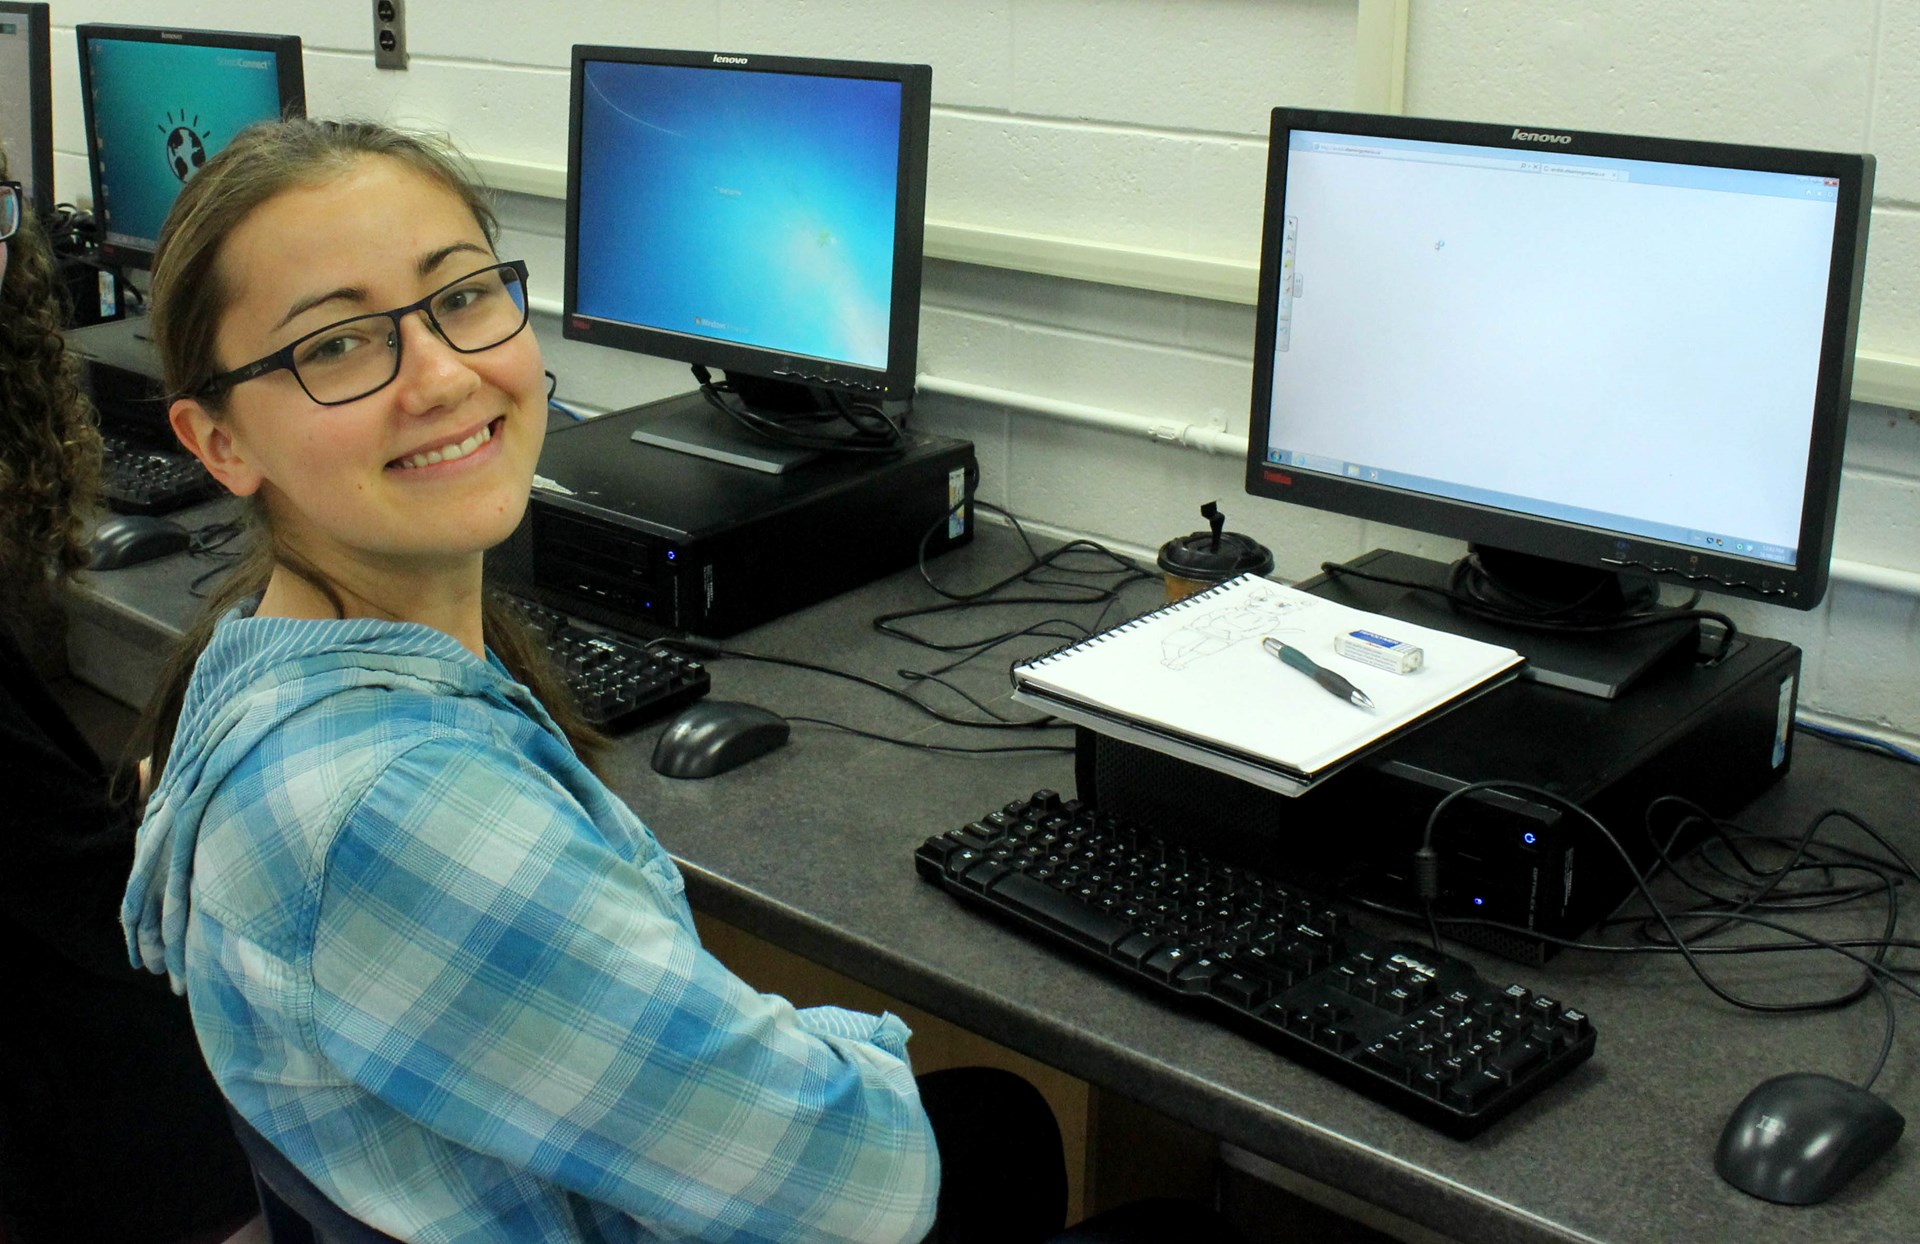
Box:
[525,337,1920,600]
[913,375,1920,601]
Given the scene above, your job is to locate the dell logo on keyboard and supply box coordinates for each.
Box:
[1389,951,1440,979]
[713,53,749,64]
[1511,129,1573,144]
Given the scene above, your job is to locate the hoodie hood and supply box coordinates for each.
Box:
[122,604,558,992]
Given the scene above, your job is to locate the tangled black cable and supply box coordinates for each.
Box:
[184,517,246,597]
[1398,782,1917,1090]
[666,485,1160,751]
[875,482,1158,657]
[691,364,905,455]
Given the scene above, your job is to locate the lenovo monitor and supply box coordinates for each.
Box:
[563,45,931,468]
[1245,108,1872,693]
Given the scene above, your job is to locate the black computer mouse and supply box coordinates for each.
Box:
[1714,1072,1904,1205]
[87,515,193,571]
[650,700,791,779]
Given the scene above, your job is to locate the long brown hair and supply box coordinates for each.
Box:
[0,146,102,644]
[134,118,605,785]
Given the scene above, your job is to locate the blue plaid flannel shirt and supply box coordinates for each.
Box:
[123,606,938,1242]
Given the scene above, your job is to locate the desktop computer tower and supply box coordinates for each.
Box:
[527,396,976,637]
[1075,622,1801,966]
[67,317,165,429]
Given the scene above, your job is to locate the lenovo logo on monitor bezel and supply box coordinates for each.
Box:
[1511,128,1574,145]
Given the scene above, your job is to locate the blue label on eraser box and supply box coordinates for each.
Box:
[1335,629,1423,673]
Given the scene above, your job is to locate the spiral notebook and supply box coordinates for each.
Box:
[1012,574,1525,796]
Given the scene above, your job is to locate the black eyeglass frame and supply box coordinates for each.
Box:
[192,259,532,406]
[0,181,22,243]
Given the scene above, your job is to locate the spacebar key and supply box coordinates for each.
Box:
[988,871,1131,950]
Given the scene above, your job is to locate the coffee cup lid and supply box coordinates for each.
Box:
[1157,530,1274,581]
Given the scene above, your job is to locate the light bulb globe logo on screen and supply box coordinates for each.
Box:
[163,110,210,183]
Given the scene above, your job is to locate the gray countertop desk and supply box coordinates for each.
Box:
[66,516,1919,1244]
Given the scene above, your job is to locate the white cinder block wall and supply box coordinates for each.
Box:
[41,0,1920,743]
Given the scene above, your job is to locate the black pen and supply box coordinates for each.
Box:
[1263,636,1375,709]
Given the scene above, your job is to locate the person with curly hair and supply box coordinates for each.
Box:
[0,171,97,611]
[0,153,256,1243]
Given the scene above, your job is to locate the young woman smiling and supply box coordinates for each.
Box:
[121,120,940,1243]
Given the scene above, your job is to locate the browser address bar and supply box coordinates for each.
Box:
[1310,141,1626,182]
[1521,161,1625,181]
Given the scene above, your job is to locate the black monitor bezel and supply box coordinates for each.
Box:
[561,44,932,403]
[74,22,307,271]
[0,2,53,217]
[1244,107,1874,610]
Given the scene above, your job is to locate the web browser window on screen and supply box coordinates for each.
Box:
[1266,131,1842,566]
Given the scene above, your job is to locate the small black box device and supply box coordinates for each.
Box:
[528,396,976,637]
[1078,554,1803,964]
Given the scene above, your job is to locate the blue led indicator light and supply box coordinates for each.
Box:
[1472,896,1485,907]
[1523,832,1537,845]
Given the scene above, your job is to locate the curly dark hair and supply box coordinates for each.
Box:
[0,148,100,625]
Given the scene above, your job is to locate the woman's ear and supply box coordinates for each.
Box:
[170,398,263,497]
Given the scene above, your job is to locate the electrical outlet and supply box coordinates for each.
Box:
[373,0,408,70]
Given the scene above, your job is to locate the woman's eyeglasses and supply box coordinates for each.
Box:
[194,259,532,405]
[1,182,22,243]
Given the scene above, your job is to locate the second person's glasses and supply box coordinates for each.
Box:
[1,182,23,243]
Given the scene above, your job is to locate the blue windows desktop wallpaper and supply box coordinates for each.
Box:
[574,60,903,369]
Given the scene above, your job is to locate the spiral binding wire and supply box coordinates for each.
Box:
[1017,572,1260,670]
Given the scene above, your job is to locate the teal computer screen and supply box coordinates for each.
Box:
[85,37,286,251]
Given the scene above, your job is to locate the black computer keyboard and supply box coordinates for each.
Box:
[503,595,710,732]
[914,790,1596,1137]
[100,429,222,515]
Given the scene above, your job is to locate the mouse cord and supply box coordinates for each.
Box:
[894,616,1147,714]
[1644,797,1920,895]
[782,716,1074,756]
[1863,978,1898,1090]
[707,646,1061,731]
[1608,801,1912,968]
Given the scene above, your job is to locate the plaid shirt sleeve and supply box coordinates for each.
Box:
[309,731,939,1242]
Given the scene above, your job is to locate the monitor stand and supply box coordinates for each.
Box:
[1309,550,1699,700]
[628,392,821,475]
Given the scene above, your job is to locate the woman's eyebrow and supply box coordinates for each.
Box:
[272,243,494,331]
[275,284,368,332]
[418,240,492,277]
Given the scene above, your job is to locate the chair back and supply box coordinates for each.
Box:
[224,1105,405,1244]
